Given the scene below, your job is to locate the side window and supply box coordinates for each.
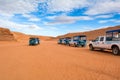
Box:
[106,32,112,41]
[113,32,119,38]
[81,37,86,40]
[118,32,120,38]
[112,32,120,41]
[95,37,99,41]
[100,37,104,41]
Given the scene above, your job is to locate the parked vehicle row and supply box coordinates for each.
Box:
[58,29,120,55]
[58,35,87,47]
[28,29,120,55]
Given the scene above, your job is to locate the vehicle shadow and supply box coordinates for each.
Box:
[92,49,120,56]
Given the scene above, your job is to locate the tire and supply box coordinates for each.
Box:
[81,45,84,47]
[68,44,70,46]
[100,49,104,51]
[74,44,78,47]
[74,43,77,47]
[76,44,79,47]
[112,46,120,55]
[67,43,70,46]
[89,44,94,51]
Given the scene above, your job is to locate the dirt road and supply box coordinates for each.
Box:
[0,41,120,80]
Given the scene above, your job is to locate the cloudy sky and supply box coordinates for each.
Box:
[0,0,120,36]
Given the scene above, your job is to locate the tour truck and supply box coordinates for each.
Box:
[89,29,120,55]
[58,38,63,44]
[58,38,66,44]
[69,35,87,47]
[64,37,71,45]
[29,37,40,45]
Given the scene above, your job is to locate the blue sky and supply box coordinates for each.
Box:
[0,0,120,37]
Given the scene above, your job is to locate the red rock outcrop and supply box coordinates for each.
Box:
[0,27,15,41]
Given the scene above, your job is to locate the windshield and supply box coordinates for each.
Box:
[81,37,86,40]
[73,36,80,40]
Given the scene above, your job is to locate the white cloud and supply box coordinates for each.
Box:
[28,25,42,30]
[0,0,119,37]
[0,0,39,17]
[85,0,120,15]
[41,0,120,15]
[0,18,61,36]
[66,25,113,34]
[47,0,89,12]
[29,18,40,22]
[0,19,24,29]
[45,15,93,25]
[99,19,120,23]
[95,14,113,18]
[0,18,42,31]
[22,14,41,22]
[0,0,120,17]
[46,16,57,20]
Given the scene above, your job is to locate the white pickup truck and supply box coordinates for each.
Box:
[89,36,120,55]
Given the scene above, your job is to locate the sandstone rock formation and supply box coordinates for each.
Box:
[0,27,15,41]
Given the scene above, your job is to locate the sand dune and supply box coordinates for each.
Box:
[13,32,54,42]
[56,25,120,40]
[12,32,29,42]
[0,41,120,80]
[0,27,54,41]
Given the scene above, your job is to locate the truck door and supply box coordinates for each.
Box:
[92,37,100,48]
[99,37,106,48]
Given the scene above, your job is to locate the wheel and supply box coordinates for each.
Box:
[81,45,84,47]
[74,43,77,47]
[112,46,120,55]
[67,43,70,46]
[89,44,94,51]
[100,48,104,51]
[68,44,70,46]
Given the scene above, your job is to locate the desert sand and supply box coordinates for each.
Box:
[0,41,120,80]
